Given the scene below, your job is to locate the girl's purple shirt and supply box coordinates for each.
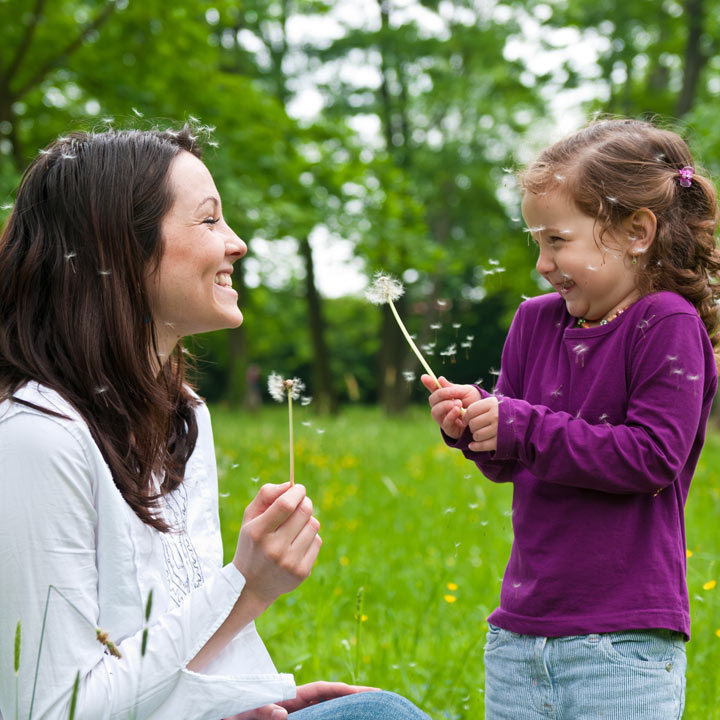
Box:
[448,291,717,638]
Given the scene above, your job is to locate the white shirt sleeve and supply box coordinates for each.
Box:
[0,400,294,720]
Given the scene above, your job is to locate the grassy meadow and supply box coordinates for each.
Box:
[211,405,720,719]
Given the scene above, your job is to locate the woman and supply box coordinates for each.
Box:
[0,127,428,720]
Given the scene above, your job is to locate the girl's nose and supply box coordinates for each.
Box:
[535,246,554,275]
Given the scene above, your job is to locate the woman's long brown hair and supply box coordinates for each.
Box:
[0,127,204,531]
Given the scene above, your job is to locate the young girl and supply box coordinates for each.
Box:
[422,118,720,719]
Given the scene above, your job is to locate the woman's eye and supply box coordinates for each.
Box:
[203,217,220,225]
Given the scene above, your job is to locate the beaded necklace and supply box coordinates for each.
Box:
[575,304,631,329]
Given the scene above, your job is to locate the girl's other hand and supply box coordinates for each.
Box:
[232,482,322,615]
[421,375,481,439]
[465,396,499,452]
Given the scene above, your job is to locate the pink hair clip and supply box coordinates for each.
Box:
[678,166,694,187]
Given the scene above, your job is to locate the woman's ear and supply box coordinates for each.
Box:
[625,208,657,255]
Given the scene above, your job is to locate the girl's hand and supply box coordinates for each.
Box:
[232,483,322,615]
[223,683,379,720]
[465,396,499,452]
[421,375,481,439]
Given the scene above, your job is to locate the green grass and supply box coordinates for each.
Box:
[211,405,720,719]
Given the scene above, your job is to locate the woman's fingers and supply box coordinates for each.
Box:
[242,482,292,523]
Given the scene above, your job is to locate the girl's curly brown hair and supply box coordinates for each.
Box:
[521,118,720,353]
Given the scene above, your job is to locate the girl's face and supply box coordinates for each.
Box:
[522,190,640,322]
[147,151,247,356]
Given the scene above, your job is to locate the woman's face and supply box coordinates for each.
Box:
[147,151,247,356]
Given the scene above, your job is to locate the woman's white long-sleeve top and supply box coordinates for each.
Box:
[0,382,295,720]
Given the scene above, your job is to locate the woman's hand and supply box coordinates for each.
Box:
[421,375,481,439]
[465,395,499,452]
[233,482,322,615]
[224,682,379,720]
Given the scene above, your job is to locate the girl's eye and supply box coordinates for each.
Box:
[203,217,220,226]
[548,236,565,246]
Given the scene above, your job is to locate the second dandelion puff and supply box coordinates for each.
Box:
[268,373,307,485]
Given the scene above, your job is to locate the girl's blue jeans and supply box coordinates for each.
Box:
[484,624,687,719]
[289,691,430,720]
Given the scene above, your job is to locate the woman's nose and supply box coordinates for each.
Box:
[225,229,247,260]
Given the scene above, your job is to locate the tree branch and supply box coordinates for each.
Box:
[3,0,49,88]
[12,0,117,100]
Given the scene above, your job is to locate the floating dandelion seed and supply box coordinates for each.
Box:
[268,373,305,484]
[250,476,259,483]
[452,323,461,336]
[402,370,416,383]
[606,196,619,204]
[572,343,589,367]
[488,258,500,266]
[461,341,472,359]
[1,202,13,211]
[366,272,440,387]
[64,251,76,260]
[131,107,144,117]
[97,269,111,276]
[300,395,312,406]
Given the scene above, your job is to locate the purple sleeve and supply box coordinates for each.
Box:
[492,314,714,494]
[443,304,527,483]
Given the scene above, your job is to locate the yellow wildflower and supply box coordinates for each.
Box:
[444,594,457,603]
[447,582,458,591]
[686,549,693,558]
[703,580,716,591]
[339,556,350,567]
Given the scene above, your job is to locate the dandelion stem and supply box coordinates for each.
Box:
[387,300,440,388]
[288,393,295,485]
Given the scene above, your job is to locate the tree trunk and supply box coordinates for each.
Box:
[298,235,338,414]
[676,0,706,117]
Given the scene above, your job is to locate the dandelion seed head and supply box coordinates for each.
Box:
[365,272,404,304]
[268,372,305,401]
